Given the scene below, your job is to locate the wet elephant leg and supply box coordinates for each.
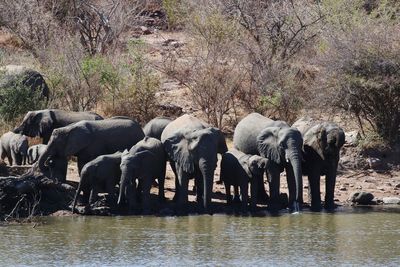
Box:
[256,173,268,203]
[267,164,281,212]
[308,168,322,211]
[141,178,153,214]
[325,165,337,210]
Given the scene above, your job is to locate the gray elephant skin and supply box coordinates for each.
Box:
[292,117,345,211]
[14,109,103,144]
[161,114,228,214]
[38,118,145,182]
[118,137,166,214]
[27,144,47,164]
[233,112,303,212]
[0,65,49,100]
[72,151,126,213]
[0,131,28,166]
[220,150,269,210]
[143,116,172,140]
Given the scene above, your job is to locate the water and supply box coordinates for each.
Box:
[0,207,399,266]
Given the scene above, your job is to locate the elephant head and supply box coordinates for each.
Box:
[14,110,54,139]
[257,126,303,211]
[303,123,345,162]
[118,150,152,207]
[38,125,91,171]
[164,127,221,211]
[247,155,269,178]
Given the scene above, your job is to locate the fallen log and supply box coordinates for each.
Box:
[0,165,75,221]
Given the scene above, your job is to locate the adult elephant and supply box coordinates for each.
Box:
[233,113,303,212]
[143,116,172,140]
[161,114,228,214]
[0,65,49,100]
[292,117,345,211]
[14,109,103,144]
[38,119,145,182]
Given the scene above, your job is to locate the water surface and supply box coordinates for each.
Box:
[0,207,399,266]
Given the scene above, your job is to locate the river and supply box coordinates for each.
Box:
[0,206,399,266]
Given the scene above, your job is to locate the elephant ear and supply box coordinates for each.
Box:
[163,131,195,173]
[39,111,54,135]
[64,125,91,156]
[257,127,284,165]
[213,127,228,154]
[303,124,327,160]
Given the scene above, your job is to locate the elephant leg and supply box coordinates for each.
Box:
[158,163,166,202]
[177,168,189,214]
[195,173,204,206]
[250,179,258,211]
[11,151,18,166]
[241,182,249,211]
[256,173,268,203]
[285,164,297,210]
[106,180,117,206]
[81,188,90,207]
[51,157,68,183]
[325,166,337,210]
[267,165,281,212]
[233,185,241,203]
[224,182,232,205]
[308,170,322,211]
[141,178,153,215]
[128,179,138,211]
[89,186,99,205]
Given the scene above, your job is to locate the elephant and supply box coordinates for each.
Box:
[292,117,345,211]
[161,114,228,214]
[27,144,47,164]
[143,116,172,140]
[118,137,166,214]
[14,109,103,144]
[37,118,145,182]
[0,131,28,166]
[72,151,127,213]
[233,112,303,212]
[220,149,269,210]
[0,65,49,100]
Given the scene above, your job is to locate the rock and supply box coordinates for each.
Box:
[349,191,374,205]
[140,26,152,35]
[395,183,400,188]
[366,157,384,170]
[345,130,360,146]
[382,197,400,205]
[339,186,347,191]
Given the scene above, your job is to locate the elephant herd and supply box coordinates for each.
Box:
[0,109,345,214]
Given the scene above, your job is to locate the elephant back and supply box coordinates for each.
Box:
[233,113,276,155]
[143,117,172,140]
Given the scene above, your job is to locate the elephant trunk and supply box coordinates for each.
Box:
[199,158,216,213]
[118,171,130,206]
[288,151,303,212]
[38,146,51,171]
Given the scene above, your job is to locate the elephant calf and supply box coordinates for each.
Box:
[0,131,28,166]
[72,151,126,212]
[118,137,166,214]
[220,150,269,210]
[27,144,47,165]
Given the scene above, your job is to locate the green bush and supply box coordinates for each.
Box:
[0,78,46,122]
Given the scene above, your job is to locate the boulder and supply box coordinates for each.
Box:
[0,65,49,100]
[382,197,400,205]
[349,191,374,205]
[345,130,360,146]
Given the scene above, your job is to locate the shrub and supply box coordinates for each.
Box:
[0,77,46,122]
[102,40,160,124]
[318,0,400,144]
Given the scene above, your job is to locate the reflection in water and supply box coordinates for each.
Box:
[0,208,399,266]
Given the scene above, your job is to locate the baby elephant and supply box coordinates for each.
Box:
[27,144,47,165]
[220,150,269,210]
[72,151,127,213]
[0,131,28,166]
[118,137,166,214]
